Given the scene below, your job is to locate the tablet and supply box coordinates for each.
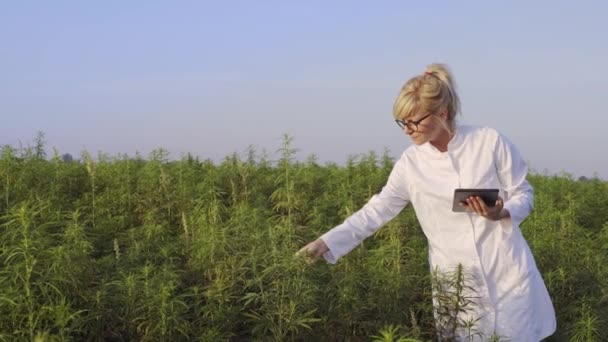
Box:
[452,188,499,212]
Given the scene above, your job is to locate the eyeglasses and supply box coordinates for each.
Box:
[395,113,432,132]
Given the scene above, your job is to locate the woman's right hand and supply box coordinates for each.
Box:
[296,238,329,264]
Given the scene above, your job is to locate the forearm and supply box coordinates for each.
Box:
[503,186,533,225]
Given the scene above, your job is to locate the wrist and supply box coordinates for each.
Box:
[317,238,329,253]
[498,208,510,220]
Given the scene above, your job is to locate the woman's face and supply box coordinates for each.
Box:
[399,112,444,145]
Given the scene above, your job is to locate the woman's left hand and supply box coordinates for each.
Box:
[465,195,509,221]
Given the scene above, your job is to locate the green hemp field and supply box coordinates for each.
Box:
[1,136,606,341]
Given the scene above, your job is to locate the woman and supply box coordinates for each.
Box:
[297,64,556,341]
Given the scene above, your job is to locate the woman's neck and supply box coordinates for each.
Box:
[429,127,454,152]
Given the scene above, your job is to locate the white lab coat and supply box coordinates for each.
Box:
[320,125,556,341]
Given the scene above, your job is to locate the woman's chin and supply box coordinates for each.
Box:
[410,136,427,145]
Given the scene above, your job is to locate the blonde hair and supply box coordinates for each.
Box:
[393,63,461,131]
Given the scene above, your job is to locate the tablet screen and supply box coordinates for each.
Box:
[452,188,499,212]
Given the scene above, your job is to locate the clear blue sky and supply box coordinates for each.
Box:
[1,1,607,179]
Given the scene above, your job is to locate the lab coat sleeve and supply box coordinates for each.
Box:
[493,130,534,234]
[320,157,411,264]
